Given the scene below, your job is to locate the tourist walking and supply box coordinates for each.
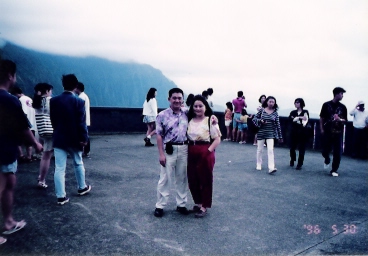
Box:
[187,95,221,218]
[252,96,283,174]
[288,98,310,170]
[0,60,42,243]
[142,88,157,147]
[320,87,348,177]
[33,83,54,188]
[50,74,91,205]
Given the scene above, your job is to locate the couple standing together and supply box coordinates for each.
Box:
[153,88,221,218]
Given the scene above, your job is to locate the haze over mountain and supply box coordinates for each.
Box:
[0,42,176,108]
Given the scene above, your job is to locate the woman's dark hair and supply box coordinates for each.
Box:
[294,98,305,109]
[258,94,266,103]
[33,83,53,109]
[188,95,213,121]
[226,102,233,111]
[146,87,157,102]
[241,108,248,116]
[186,93,194,107]
[262,96,279,110]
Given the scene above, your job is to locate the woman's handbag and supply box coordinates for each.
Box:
[35,113,53,137]
[303,123,314,137]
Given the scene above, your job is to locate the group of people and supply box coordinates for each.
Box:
[0,60,92,245]
[223,87,367,177]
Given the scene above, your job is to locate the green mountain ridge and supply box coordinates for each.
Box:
[0,41,176,108]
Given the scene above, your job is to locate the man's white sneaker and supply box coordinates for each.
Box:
[256,166,261,171]
[324,163,330,169]
[331,172,339,177]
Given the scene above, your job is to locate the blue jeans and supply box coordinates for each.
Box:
[54,147,87,198]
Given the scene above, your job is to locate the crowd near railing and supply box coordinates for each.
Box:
[89,107,367,158]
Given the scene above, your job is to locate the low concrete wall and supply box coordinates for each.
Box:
[89,107,367,157]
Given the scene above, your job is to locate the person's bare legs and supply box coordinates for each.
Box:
[26,146,33,160]
[236,130,241,142]
[0,173,24,231]
[226,126,231,140]
[38,150,53,183]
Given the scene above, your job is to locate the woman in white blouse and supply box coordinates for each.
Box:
[187,95,221,218]
[142,88,158,147]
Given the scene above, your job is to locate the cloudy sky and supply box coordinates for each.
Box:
[1,0,367,117]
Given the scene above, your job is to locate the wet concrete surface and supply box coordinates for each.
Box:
[0,134,367,255]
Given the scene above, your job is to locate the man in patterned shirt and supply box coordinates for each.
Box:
[154,88,190,217]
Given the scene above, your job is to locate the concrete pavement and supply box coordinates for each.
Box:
[0,134,367,255]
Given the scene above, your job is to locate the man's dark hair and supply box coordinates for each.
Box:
[77,82,85,92]
[168,88,184,98]
[237,91,243,98]
[0,59,16,84]
[207,88,213,96]
[333,87,346,96]
[9,85,23,95]
[62,74,78,91]
[187,95,213,121]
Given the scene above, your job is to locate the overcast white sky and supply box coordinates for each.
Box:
[1,0,367,117]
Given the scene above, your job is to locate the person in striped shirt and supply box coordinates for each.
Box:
[252,96,283,174]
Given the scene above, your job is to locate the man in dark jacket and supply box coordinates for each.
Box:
[50,74,91,205]
[0,60,42,242]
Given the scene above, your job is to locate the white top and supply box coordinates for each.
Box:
[19,95,37,131]
[79,92,91,126]
[142,98,158,117]
[349,108,368,128]
[207,95,214,108]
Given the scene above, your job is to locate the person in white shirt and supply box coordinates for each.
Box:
[349,101,368,159]
[10,86,37,163]
[75,82,91,157]
[206,88,214,108]
[142,88,158,147]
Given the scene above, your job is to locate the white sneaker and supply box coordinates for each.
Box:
[331,172,339,177]
[324,163,330,169]
[256,166,261,171]
[269,168,277,174]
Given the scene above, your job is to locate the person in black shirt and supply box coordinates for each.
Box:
[319,87,347,177]
[288,98,310,170]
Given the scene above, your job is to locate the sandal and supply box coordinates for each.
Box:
[0,236,6,245]
[2,220,26,235]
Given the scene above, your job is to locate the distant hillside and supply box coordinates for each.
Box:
[0,42,176,108]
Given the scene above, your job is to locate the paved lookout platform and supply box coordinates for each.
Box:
[0,134,367,255]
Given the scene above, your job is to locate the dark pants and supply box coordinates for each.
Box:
[83,138,90,155]
[188,144,215,208]
[322,132,343,172]
[352,128,367,159]
[289,130,307,166]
